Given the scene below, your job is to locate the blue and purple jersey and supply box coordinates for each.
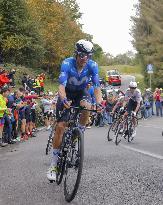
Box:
[59,57,100,92]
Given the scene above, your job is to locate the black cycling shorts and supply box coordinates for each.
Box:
[127,98,137,114]
[56,88,92,122]
[25,106,32,123]
[31,109,36,123]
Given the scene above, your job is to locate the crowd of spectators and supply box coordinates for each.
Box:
[86,83,163,128]
[21,73,46,95]
[1,64,163,146]
[0,66,57,147]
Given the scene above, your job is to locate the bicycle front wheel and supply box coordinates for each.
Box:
[56,150,66,185]
[107,120,118,141]
[115,121,126,145]
[64,128,84,202]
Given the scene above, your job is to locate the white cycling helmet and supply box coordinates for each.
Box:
[75,39,94,54]
[129,81,137,88]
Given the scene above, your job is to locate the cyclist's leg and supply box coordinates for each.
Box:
[79,90,91,129]
[47,97,70,181]
[52,98,69,164]
[127,99,137,135]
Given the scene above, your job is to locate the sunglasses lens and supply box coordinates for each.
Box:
[77,52,91,59]
[79,53,87,58]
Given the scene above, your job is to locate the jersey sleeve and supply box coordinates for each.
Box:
[90,61,100,88]
[58,60,69,86]
[124,90,130,101]
[136,91,142,103]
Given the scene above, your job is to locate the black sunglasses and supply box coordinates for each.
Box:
[77,52,92,59]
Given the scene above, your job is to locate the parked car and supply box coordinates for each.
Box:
[105,69,121,86]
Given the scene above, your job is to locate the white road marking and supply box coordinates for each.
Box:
[121,145,163,160]
[139,124,163,129]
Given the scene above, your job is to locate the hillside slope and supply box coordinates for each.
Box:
[2,64,58,92]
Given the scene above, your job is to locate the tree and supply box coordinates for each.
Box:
[131,0,163,88]
[27,0,86,76]
[0,0,45,67]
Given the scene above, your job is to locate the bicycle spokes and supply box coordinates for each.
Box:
[64,131,84,202]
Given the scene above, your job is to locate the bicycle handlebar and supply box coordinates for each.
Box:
[69,106,98,113]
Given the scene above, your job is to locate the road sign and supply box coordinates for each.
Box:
[147,64,153,73]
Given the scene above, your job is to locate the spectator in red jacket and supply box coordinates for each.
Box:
[0,70,12,87]
[154,88,162,116]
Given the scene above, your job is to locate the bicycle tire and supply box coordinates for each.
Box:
[64,128,84,202]
[128,116,138,142]
[45,134,52,155]
[45,146,49,155]
[107,120,117,141]
[89,115,95,126]
[56,151,66,185]
[115,122,125,145]
[128,121,134,142]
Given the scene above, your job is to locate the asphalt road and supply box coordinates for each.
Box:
[1,115,163,205]
[113,74,135,92]
[1,75,163,205]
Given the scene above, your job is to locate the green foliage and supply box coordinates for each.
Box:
[0,0,45,67]
[131,0,163,88]
[100,64,142,76]
[0,0,140,79]
[60,0,82,21]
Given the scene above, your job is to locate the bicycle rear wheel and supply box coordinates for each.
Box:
[64,128,84,202]
[45,129,54,155]
[128,121,135,142]
[128,117,138,142]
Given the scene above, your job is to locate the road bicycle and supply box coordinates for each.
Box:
[51,106,96,202]
[45,112,56,155]
[45,121,56,155]
[107,110,124,142]
[115,112,138,145]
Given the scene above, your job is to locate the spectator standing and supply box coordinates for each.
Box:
[106,93,115,124]
[143,88,152,118]
[8,69,16,87]
[0,86,10,147]
[22,74,28,90]
[0,70,11,87]
[154,88,162,117]
[41,94,53,130]
[39,73,45,93]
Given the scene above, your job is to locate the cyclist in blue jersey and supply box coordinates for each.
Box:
[47,39,102,181]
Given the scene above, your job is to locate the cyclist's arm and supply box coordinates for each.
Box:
[58,84,67,101]
[134,94,142,113]
[94,87,102,104]
[134,102,140,113]
[90,62,102,104]
[112,101,119,113]
[58,59,69,101]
